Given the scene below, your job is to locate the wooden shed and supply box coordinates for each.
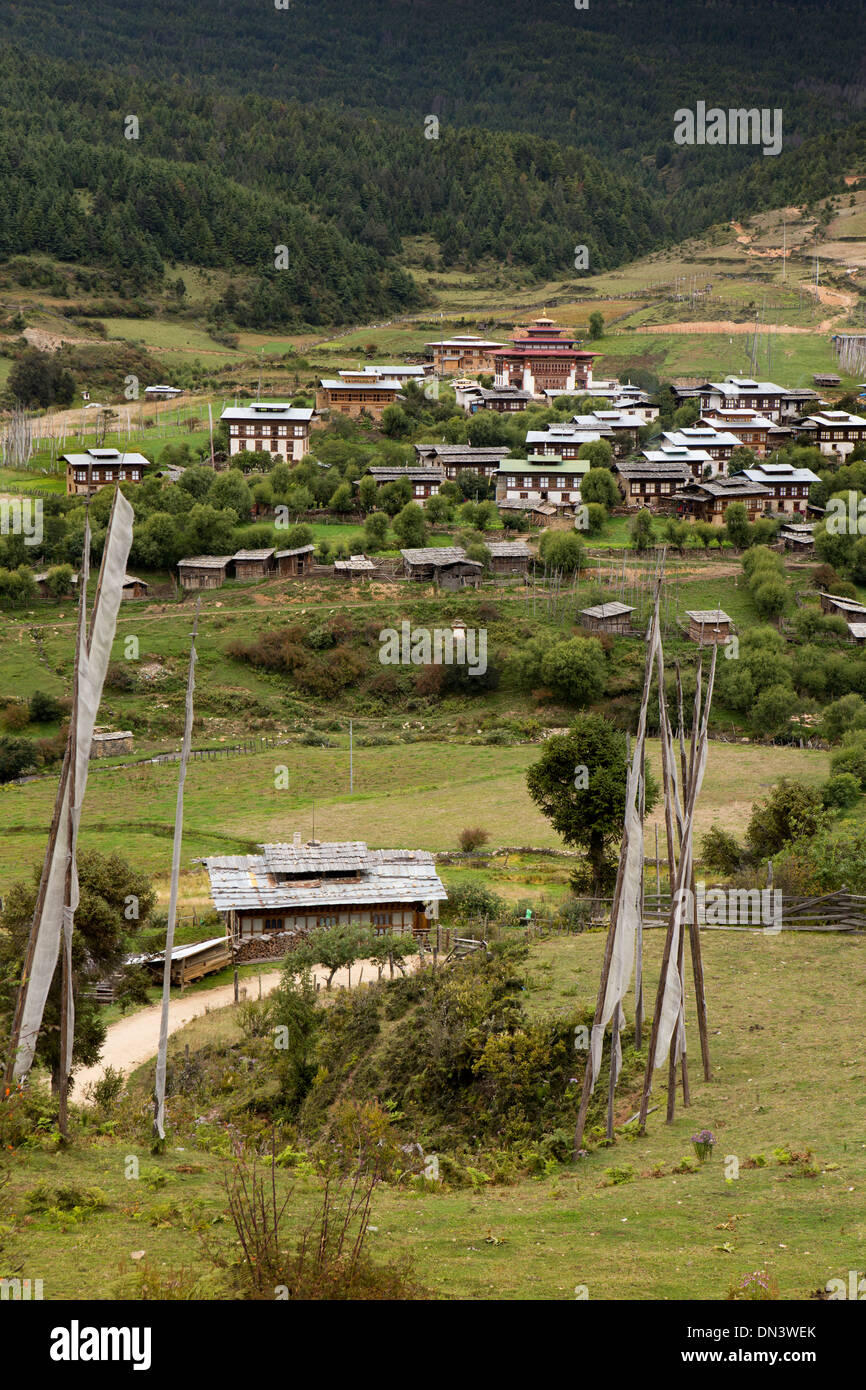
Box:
[139,935,232,987]
[334,554,377,579]
[685,609,732,644]
[90,730,134,759]
[485,540,534,575]
[580,601,635,635]
[779,523,815,552]
[275,544,315,577]
[121,574,148,601]
[848,622,866,646]
[178,555,233,591]
[819,591,866,619]
[400,547,483,590]
[233,548,276,581]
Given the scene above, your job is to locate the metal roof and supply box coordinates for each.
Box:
[177,555,233,569]
[686,610,732,624]
[205,843,446,912]
[401,546,478,567]
[485,541,534,557]
[233,549,276,562]
[220,405,313,421]
[581,602,634,619]
[275,545,315,559]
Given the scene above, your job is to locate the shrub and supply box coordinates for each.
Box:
[2,702,29,731]
[831,734,866,787]
[459,826,490,852]
[822,773,861,810]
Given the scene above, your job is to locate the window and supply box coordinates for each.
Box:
[779,487,787,496]
[131,470,140,481]
[556,477,566,489]
[507,476,516,488]
[631,482,641,495]
[317,914,338,928]
[294,426,305,436]
[264,918,284,932]
[119,469,127,481]
[539,476,549,488]
[278,425,287,435]
[372,912,392,927]
[645,482,656,494]
[230,425,239,435]
[660,482,671,494]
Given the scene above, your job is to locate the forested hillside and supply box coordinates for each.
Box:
[0,1,864,327]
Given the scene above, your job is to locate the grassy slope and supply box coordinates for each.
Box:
[2,927,862,1300]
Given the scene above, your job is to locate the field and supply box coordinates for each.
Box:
[1,925,862,1301]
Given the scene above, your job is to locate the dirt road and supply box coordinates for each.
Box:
[71,955,409,1104]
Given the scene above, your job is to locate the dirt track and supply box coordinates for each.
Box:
[72,954,413,1104]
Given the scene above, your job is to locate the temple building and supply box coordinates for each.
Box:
[494,317,600,398]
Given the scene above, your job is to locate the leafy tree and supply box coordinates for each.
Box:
[578,439,614,471]
[581,467,619,508]
[751,682,797,736]
[393,501,427,548]
[723,501,750,549]
[629,509,654,552]
[381,404,412,439]
[455,469,488,501]
[8,347,75,407]
[0,736,33,782]
[329,482,354,513]
[425,494,453,525]
[830,734,866,788]
[538,530,584,572]
[526,713,658,897]
[745,779,828,860]
[822,773,861,810]
[363,512,390,550]
[539,637,606,705]
[0,850,155,1092]
[700,825,747,876]
[210,469,252,519]
[588,311,604,340]
[29,690,63,722]
[821,693,866,744]
[357,475,379,511]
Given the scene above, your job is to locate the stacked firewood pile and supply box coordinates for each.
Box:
[232,931,303,964]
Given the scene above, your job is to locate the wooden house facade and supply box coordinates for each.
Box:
[401,547,483,589]
[177,555,233,590]
[221,403,314,462]
[579,602,635,635]
[232,548,276,581]
[64,448,150,497]
[686,610,733,644]
[275,544,315,577]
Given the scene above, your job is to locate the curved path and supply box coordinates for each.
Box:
[71,955,410,1104]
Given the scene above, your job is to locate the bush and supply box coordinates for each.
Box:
[539,636,606,705]
[29,690,63,723]
[700,825,746,875]
[444,881,505,922]
[830,734,866,787]
[459,827,490,852]
[2,702,29,731]
[822,773,861,810]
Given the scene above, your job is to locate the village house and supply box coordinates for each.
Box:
[400,547,483,588]
[847,622,866,646]
[205,837,448,944]
[220,403,314,462]
[339,364,430,385]
[484,540,535,575]
[425,334,506,375]
[64,447,150,497]
[695,377,785,420]
[641,442,713,481]
[494,317,600,398]
[525,423,613,460]
[797,411,866,460]
[34,570,78,598]
[458,383,533,414]
[685,610,733,644]
[316,377,401,419]
[494,457,589,507]
[90,730,134,759]
[813,372,842,389]
[275,544,316,577]
[615,458,691,509]
[662,425,741,475]
[578,410,646,456]
[558,380,659,422]
[413,444,510,481]
[144,385,183,401]
[673,476,771,525]
[579,601,635,635]
[698,409,791,456]
[361,465,444,501]
[121,574,149,601]
[495,497,568,528]
[733,461,821,515]
[177,555,234,590]
[232,548,276,581]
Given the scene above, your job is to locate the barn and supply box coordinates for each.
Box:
[485,540,535,575]
[90,730,134,758]
[334,554,377,579]
[121,574,149,601]
[401,547,483,589]
[233,548,276,581]
[579,601,635,635]
[275,544,316,577]
[685,609,733,644]
[204,837,448,945]
[177,556,233,590]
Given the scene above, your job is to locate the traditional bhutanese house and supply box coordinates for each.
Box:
[734,462,821,515]
[525,423,614,460]
[485,540,535,575]
[696,377,785,422]
[563,381,659,423]
[780,387,820,420]
[177,555,234,590]
[642,442,713,482]
[579,601,635,635]
[362,465,444,501]
[685,610,733,644]
[121,574,148,601]
[847,622,866,646]
[462,384,533,414]
[205,837,448,944]
[672,475,771,525]
[275,544,315,577]
[662,425,741,475]
[494,457,589,506]
[425,334,506,375]
[797,411,866,460]
[494,317,600,398]
[343,364,430,385]
[819,592,866,619]
[400,547,483,589]
[316,377,401,419]
[334,554,377,579]
[220,403,314,462]
[697,410,789,456]
[64,447,150,497]
[232,548,276,581]
[90,730,134,759]
[616,457,691,509]
[577,411,645,457]
[144,385,183,401]
[779,522,815,552]
[414,444,510,481]
[813,372,842,389]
